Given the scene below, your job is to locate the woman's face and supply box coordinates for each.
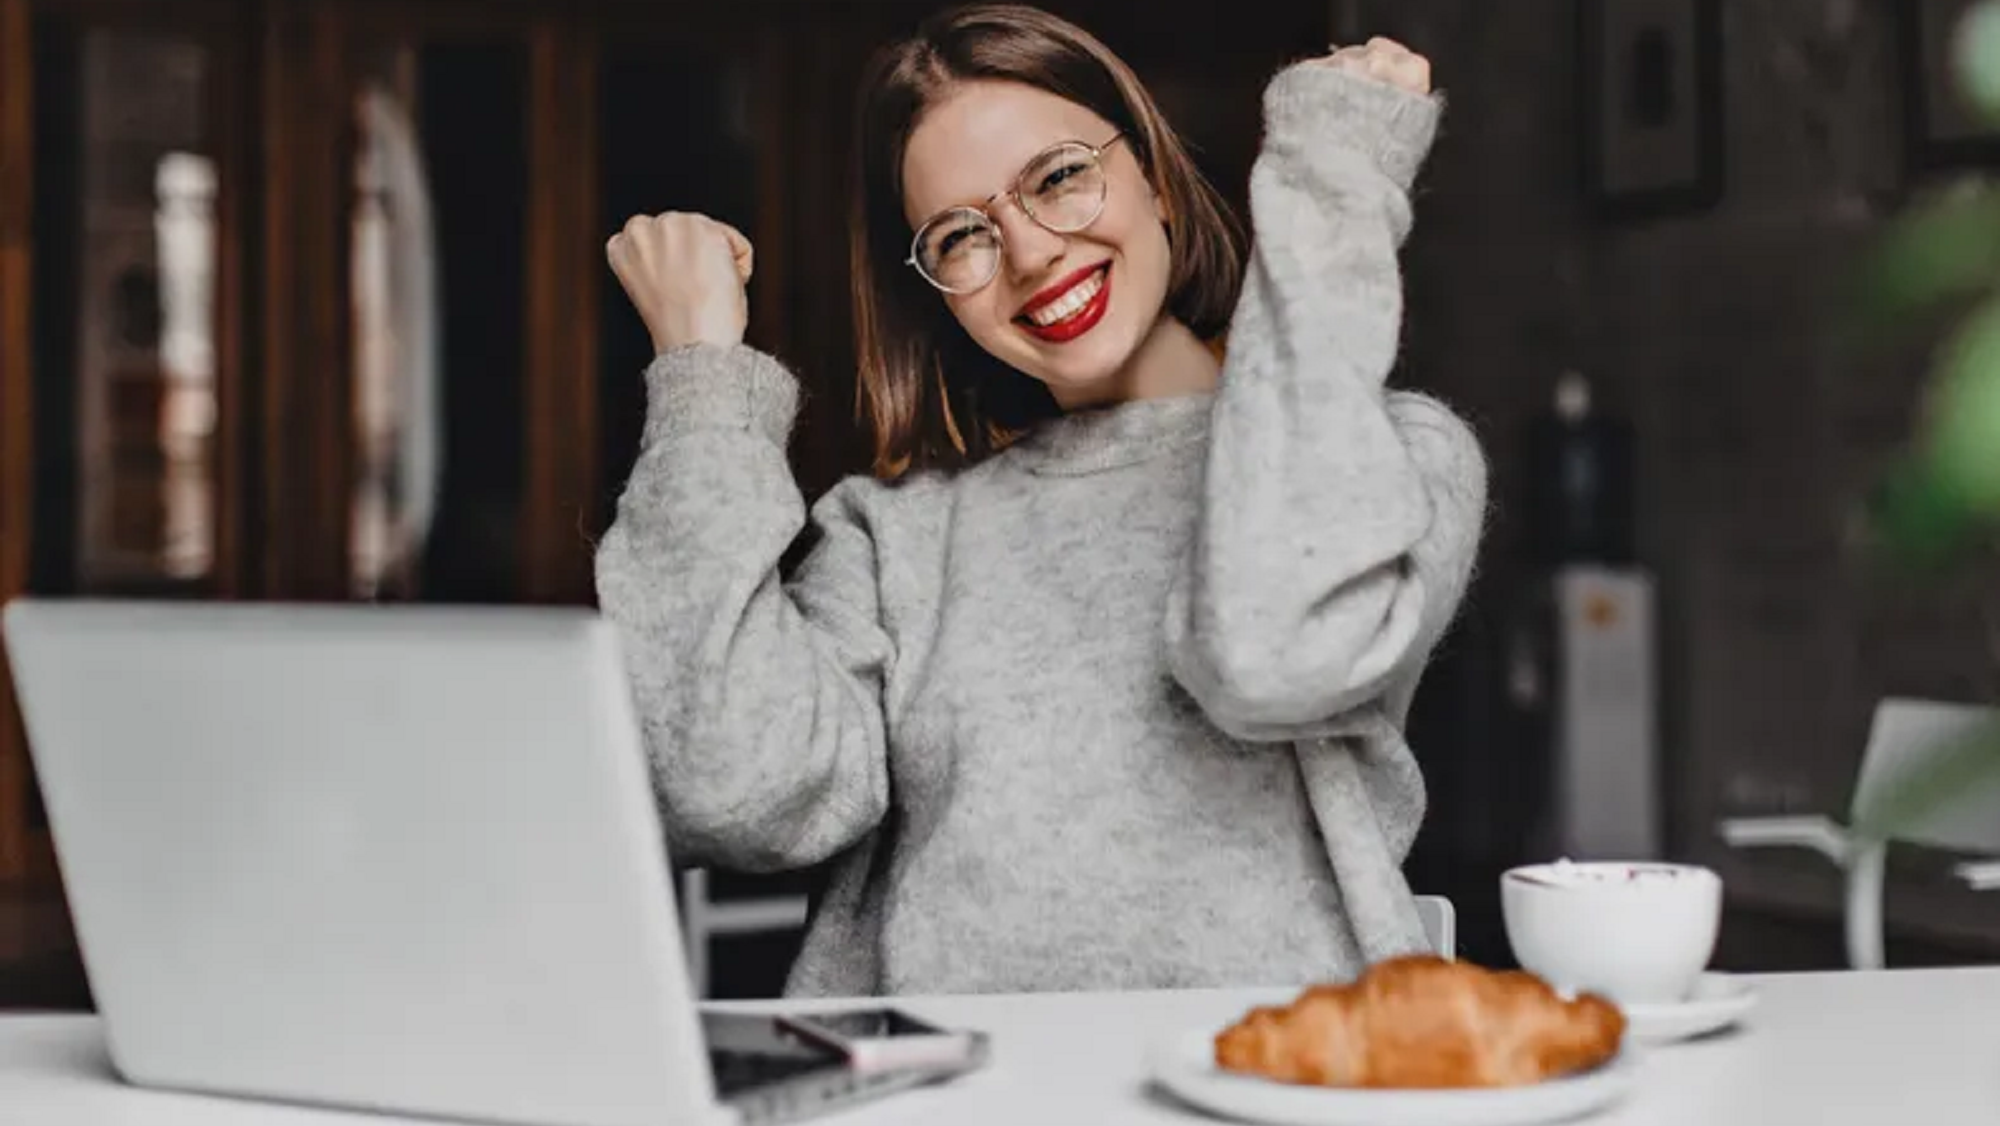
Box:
[901,80,1172,407]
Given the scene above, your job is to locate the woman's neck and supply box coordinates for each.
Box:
[1053,316,1220,410]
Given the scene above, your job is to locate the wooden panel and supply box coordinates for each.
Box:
[343,0,543,39]
[296,1,355,601]
[29,0,233,27]
[520,17,599,604]
[256,2,297,597]
[747,27,790,363]
[0,0,36,883]
[207,13,248,597]
[770,8,901,501]
[260,0,354,600]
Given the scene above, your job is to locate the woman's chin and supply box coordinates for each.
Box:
[1018,334,1145,403]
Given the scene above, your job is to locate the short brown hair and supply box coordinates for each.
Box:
[850,3,1244,479]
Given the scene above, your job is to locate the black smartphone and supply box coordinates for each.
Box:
[775,1007,987,1074]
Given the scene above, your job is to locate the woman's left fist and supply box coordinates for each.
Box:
[1322,37,1431,96]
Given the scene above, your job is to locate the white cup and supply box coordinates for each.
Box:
[1501,860,1722,1006]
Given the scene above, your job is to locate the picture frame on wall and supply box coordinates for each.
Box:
[1577,0,1724,219]
[1901,0,2000,169]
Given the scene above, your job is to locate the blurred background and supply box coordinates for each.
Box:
[2,0,1999,1007]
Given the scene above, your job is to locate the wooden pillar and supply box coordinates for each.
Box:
[0,0,38,883]
[208,12,249,599]
[521,16,601,605]
[259,0,354,601]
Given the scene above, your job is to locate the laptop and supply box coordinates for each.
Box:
[1,598,977,1126]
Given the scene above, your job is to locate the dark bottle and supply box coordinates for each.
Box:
[1526,371,1635,567]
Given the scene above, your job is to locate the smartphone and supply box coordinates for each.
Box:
[775,1007,986,1074]
[702,1011,983,1125]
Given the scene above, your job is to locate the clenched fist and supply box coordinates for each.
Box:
[1321,36,1431,96]
[605,211,755,354]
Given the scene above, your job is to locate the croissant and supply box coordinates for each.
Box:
[1214,955,1626,1089]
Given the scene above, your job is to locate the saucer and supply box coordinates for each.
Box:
[1619,972,1757,1043]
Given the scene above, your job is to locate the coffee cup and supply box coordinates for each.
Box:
[1501,860,1722,1006]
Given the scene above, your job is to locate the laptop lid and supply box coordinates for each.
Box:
[2,598,727,1126]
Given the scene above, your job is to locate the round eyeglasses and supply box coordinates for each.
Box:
[906,133,1127,295]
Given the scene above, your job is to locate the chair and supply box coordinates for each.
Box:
[1416,893,1456,959]
[1717,697,2000,970]
[676,868,809,999]
[675,873,1460,997]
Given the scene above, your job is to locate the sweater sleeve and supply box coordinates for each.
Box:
[1164,62,1488,742]
[593,342,892,870]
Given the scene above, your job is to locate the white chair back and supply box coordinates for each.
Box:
[1849,698,2000,853]
[1415,894,1455,959]
[1841,698,2000,970]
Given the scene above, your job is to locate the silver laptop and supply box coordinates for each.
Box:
[2,598,963,1126]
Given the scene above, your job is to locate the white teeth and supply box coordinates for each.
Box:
[1027,268,1105,327]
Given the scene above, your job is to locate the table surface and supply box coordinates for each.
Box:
[0,966,1994,1125]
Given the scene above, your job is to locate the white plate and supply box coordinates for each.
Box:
[1619,973,1757,1044]
[1148,1027,1640,1126]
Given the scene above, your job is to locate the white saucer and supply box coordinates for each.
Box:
[1148,1027,1640,1126]
[1619,973,1757,1044]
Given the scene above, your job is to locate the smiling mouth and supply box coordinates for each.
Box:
[1016,263,1111,342]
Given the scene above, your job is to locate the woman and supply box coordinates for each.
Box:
[599,4,1486,997]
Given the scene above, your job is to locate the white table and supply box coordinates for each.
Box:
[0,967,1993,1125]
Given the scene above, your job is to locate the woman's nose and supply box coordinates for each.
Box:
[996,203,1065,281]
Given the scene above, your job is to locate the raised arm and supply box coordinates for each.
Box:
[596,213,892,869]
[1165,46,1488,741]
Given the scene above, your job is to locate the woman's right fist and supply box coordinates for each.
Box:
[606,212,754,354]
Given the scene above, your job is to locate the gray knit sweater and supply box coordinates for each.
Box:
[594,62,1487,996]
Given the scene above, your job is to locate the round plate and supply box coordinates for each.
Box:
[1148,1028,1640,1126]
[1620,973,1757,1044]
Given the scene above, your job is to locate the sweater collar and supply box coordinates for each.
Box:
[1006,392,1213,476]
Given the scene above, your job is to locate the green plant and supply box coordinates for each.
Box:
[1846,0,2000,838]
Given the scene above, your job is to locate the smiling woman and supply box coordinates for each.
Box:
[596,2,1488,999]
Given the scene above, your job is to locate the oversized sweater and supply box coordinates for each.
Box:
[594,61,1488,996]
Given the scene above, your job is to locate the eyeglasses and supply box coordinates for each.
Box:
[906,133,1127,295]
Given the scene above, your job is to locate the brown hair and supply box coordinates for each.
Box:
[850,3,1244,479]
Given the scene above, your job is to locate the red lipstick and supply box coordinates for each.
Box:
[1016,263,1111,344]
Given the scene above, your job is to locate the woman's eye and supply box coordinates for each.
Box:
[1037,161,1089,193]
[936,222,990,258]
